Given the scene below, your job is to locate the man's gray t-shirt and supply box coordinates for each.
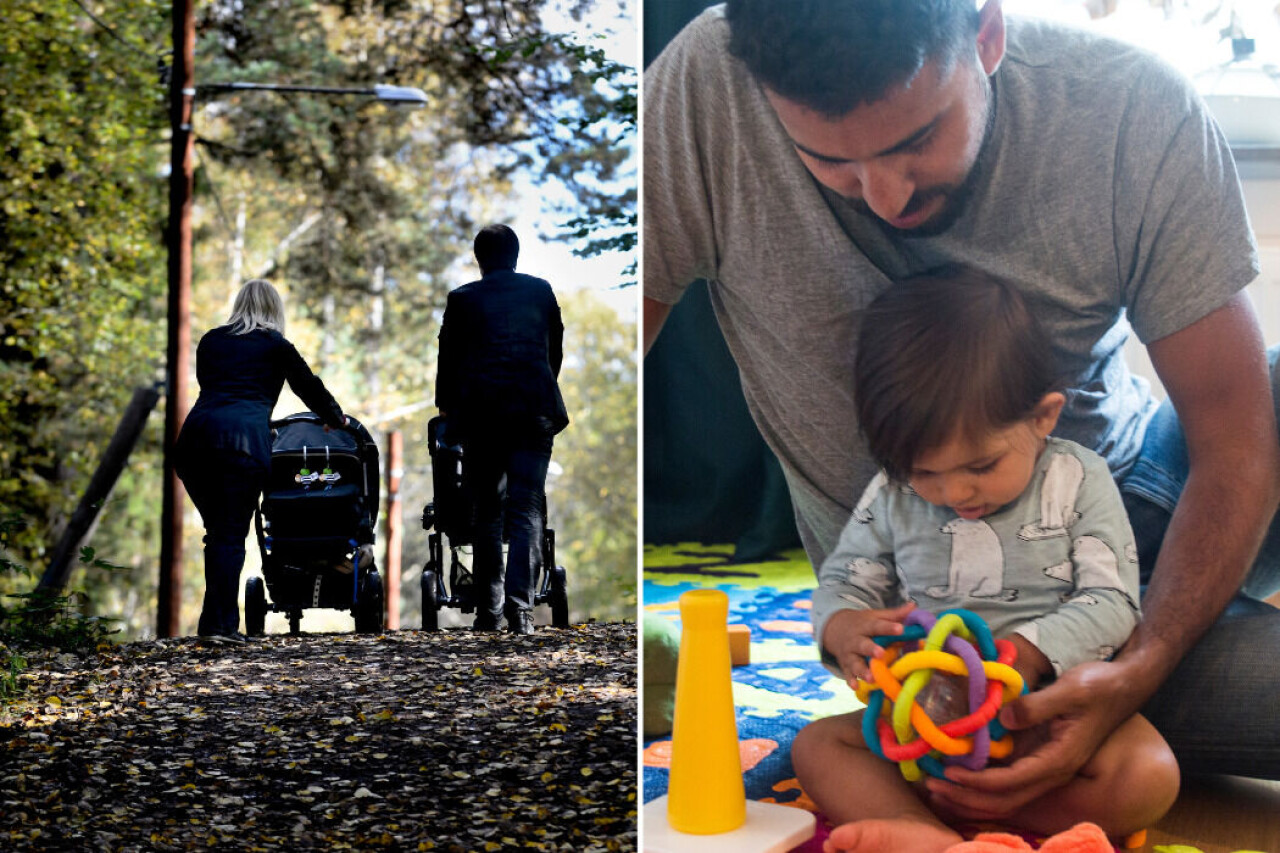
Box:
[643,7,1259,567]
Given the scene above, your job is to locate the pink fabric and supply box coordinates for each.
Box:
[793,818,1119,853]
[945,822,1116,853]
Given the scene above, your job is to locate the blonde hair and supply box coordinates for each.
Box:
[227,279,286,335]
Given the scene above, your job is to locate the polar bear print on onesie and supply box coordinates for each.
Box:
[927,518,1018,602]
[1070,535,1127,592]
[839,557,907,609]
[845,557,886,583]
[852,472,889,523]
[1019,452,1084,541]
[1042,535,1127,602]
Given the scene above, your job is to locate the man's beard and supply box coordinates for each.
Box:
[857,77,997,239]
[852,175,978,238]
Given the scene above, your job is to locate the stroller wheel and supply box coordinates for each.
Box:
[245,576,268,637]
[421,568,440,632]
[550,565,569,628]
[354,570,385,634]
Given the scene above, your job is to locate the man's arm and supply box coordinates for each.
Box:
[549,294,564,378]
[1120,291,1278,704]
[931,293,1279,817]
[435,293,460,413]
[643,297,673,355]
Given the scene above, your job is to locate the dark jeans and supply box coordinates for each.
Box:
[180,449,267,636]
[1118,346,1280,778]
[467,427,553,618]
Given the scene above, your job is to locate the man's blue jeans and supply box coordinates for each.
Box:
[1118,346,1280,778]
[467,427,554,619]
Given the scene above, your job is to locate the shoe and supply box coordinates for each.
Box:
[198,632,247,646]
[472,613,500,632]
[505,607,534,636]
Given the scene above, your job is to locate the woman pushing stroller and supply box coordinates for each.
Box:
[175,278,347,645]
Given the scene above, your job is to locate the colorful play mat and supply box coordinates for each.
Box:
[641,543,1148,853]
[643,543,859,852]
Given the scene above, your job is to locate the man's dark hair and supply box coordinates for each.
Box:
[855,265,1060,482]
[726,0,981,117]
[474,224,520,274]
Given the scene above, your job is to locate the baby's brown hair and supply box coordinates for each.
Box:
[855,265,1059,482]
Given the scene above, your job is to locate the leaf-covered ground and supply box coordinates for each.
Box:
[0,623,637,851]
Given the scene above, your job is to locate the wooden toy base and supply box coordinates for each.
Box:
[642,797,816,853]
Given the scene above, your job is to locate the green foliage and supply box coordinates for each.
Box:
[185,0,639,623]
[470,28,637,278]
[3,0,637,636]
[1,514,120,700]
[540,34,637,281]
[193,0,636,319]
[547,290,637,619]
[0,0,169,563]
[0,650,24,702]
[2,588,119,655]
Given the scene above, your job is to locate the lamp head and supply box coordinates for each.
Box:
[373,84,428,106]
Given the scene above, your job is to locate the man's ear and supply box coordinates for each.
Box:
[1031,391,1066,438]
[976,0,1006,76]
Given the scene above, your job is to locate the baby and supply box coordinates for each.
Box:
[795,266,1179,853]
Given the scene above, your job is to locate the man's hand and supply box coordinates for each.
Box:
[821,602,916,686]
[924,659,1135,820]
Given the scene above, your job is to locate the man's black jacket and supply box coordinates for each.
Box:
[435,269,569,436]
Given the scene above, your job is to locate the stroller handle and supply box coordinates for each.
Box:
[270,411,365,437]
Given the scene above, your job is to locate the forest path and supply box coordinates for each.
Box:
[0,623,636,851]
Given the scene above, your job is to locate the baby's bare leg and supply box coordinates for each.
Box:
[793,711,962,853]
[1008,713,1180,838]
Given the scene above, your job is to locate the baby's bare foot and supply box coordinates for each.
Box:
[824,817,962,853]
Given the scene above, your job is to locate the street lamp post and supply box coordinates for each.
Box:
[197,82,429,104]
[158,2,427,637]
[159,0,195,639]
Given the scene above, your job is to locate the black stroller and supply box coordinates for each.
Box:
[420,415,569,630]
[246,412,385,635]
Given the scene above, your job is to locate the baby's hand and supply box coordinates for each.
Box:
[821,602,916,686]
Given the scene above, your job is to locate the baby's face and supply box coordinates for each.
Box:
[907,422,1044,520]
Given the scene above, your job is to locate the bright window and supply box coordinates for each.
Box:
[1006,1,1280,149]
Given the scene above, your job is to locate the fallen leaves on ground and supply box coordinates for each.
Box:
[0,623,637,851]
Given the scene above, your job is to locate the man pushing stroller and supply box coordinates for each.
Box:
[435,225,570,634]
